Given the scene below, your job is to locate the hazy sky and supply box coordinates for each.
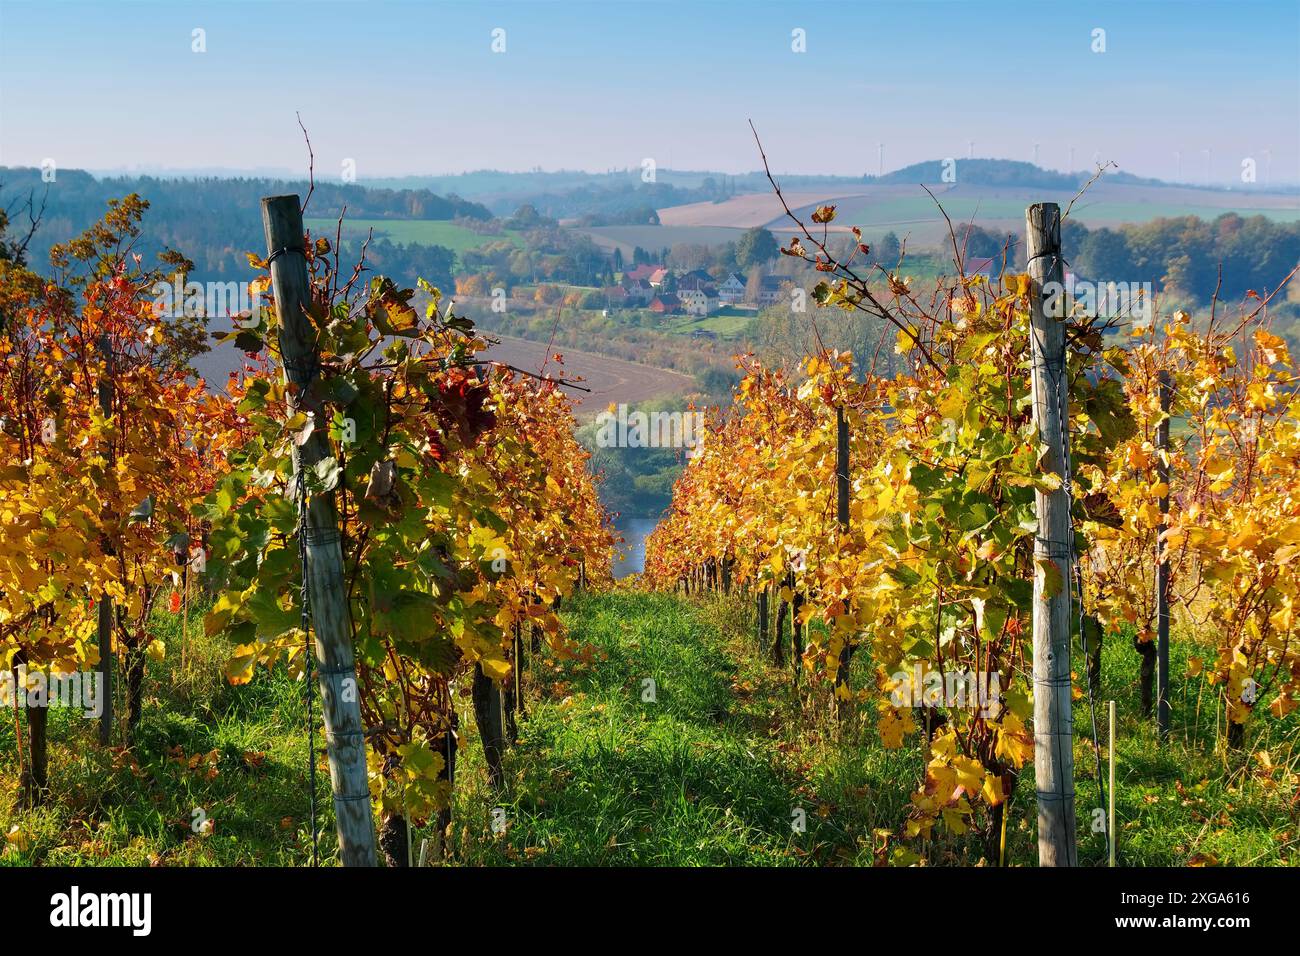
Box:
[1,0,1297,184]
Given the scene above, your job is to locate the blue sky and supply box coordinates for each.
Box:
[1,0,1297,183]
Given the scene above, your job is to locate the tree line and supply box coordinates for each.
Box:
[0,167,489,285]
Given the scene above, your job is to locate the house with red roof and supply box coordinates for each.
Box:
[963,256,998,279]
[622,263,663,284]
[648,293,682,314]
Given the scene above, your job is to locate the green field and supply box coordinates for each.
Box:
[3,590,1294,866]
[662,309,755,338]
[819,195,1300,232]
[304,218,522,253]
[744,182,1300,251]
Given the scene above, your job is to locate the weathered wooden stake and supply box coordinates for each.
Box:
[262,195,377,866]
[1156,370,1172,739]
[1026,202,1077,867]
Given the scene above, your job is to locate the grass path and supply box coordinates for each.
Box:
[451,591,1299,867]
[452,591,917,865]
[3,590,1295,866]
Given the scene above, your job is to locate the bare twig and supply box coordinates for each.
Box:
[297,113,316,217]
[921,183,963,276]
[539,304,564,378]
[472,359,591,392]
[748,120,941,372]
[1063,161,1116,221]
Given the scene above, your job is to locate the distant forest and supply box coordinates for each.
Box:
[0,167,489,287]
[1061,215,1300,305]
[947,215,1300,305]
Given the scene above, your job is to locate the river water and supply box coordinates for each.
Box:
[611,516,659,579]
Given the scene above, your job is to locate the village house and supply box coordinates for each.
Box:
[717,272,747,303]
[648,292,683,314]
[678,288,719,316]
[622,263,663,283]
[756,274,786,306]
[621,277,654,303]
[676,269,715,292]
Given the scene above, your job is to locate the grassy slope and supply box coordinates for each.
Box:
[661,311,755,338]
[823,195,1300,231]
[452,591,1298,867]
[452,591,908,865]
[2,591,1295,866]
[0,603,328,866]
[303,218,522,253]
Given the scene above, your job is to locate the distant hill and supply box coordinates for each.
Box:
[658,174,1300,250]
[0,166,490,283]
[866,158,1167,190]
[366,161,1186,209]
[0,166,492,226]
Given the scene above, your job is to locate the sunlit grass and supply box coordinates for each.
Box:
[3,590,1294,866]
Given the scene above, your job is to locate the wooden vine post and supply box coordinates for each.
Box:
[1026,202,1077,867]
[261,195,377,866]
[1156,370,1172,739]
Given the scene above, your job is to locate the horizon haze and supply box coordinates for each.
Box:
[1,0,1297,185]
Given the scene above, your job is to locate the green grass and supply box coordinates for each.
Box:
[662,311,755,338]
[448,592,1298,867]
[0,598,328,866]
[1080,626,1299,866]
[449,591,915,865]
[303,218,522,253]
[819,194,1300,232]
[3,589,1295,866]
